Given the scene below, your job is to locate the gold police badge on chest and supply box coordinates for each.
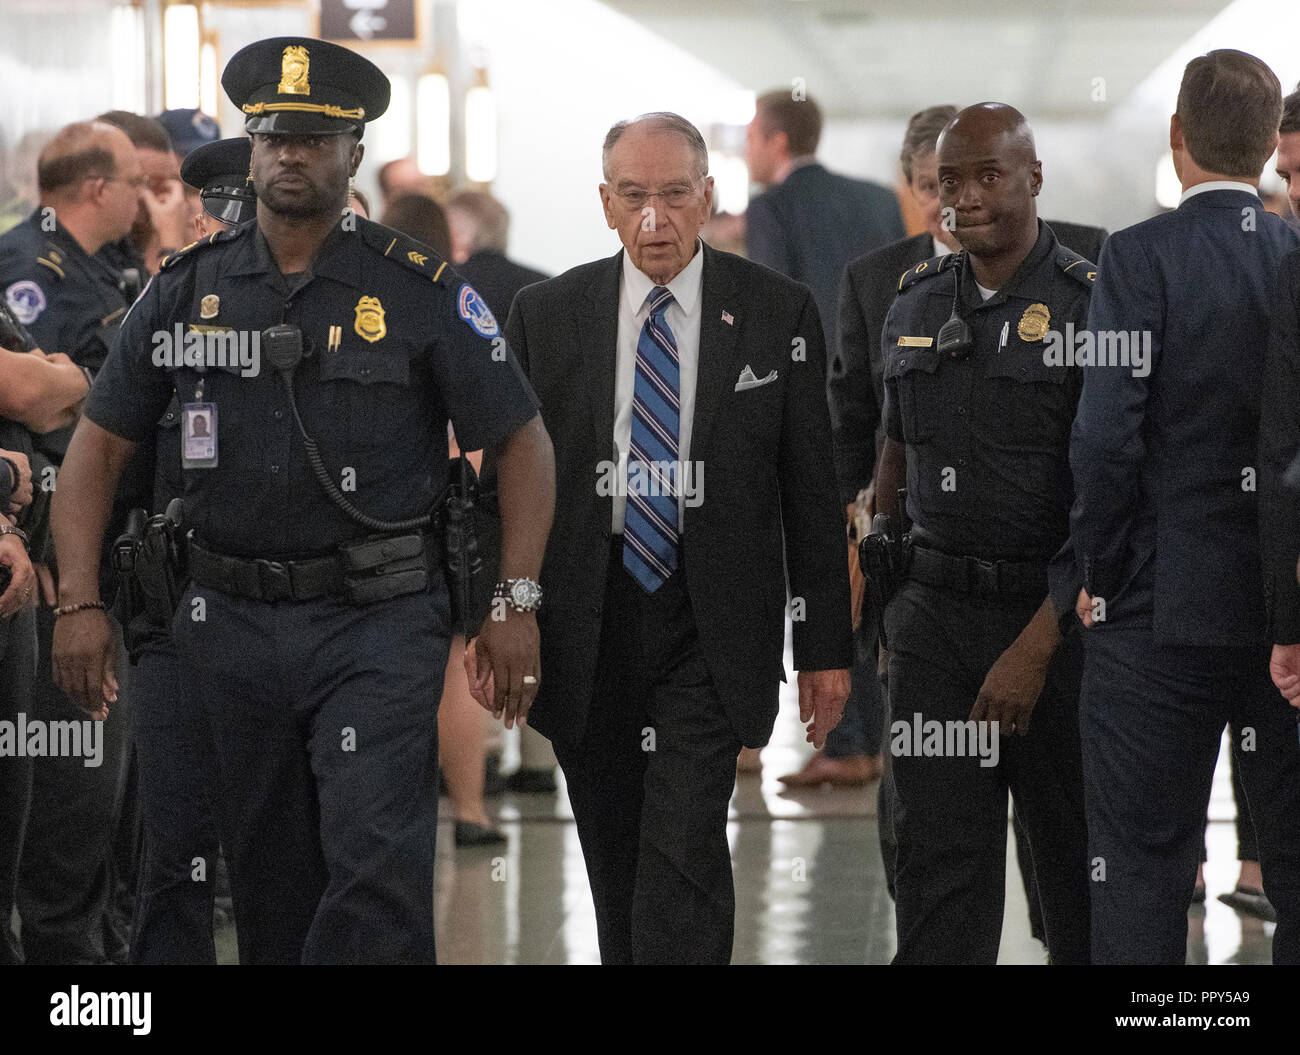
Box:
[279,45,310,96]
[354,295,386,343]
[1018,303,1051,342]
[199,294,220,320]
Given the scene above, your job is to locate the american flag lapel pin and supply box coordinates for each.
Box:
[721,310,734,326]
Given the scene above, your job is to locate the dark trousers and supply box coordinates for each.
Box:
[1081,624,1300,964]
[172,583,448,964]
[0,607,36,964]
[886,579,1091,964]
[551,543,743,965]
[17,608,133,965]
[130,635,219,964]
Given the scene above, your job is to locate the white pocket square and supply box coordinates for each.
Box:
[735,366,778,392]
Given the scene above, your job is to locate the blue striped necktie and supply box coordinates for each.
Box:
[623,285,680,591]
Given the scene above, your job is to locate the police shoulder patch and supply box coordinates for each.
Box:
[898,252,959,294]
[455,282,499,339]
[5,279,46,325]
[1056,247,1097,287]
[357,218,451,286]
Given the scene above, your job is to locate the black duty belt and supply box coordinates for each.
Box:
[909,543,1047,598]
[190,542,346,602]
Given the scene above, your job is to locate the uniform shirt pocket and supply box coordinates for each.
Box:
[884,343,943,444]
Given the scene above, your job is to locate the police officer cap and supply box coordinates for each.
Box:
[180,137,256,227]
[157,108,221,158]
[222,36,390,138]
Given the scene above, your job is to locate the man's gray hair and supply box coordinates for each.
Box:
[602,112,709,182]
[447,190,510,254]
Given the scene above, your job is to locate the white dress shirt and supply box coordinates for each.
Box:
[612,240,704,534]
[1180,179,1259,204]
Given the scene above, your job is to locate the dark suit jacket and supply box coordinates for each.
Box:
[1071,189,1300,647]
[455,249,549,323]
[505,243,852,749]
[746,162,905,350]
[829,219,1108,503]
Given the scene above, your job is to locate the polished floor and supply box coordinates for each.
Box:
[213,659,1275,965]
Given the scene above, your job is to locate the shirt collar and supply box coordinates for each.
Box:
[223,216,361,290]
[960,219,1056,310]
[1180,180,1259,204]
[774,154,818,185]
[623,238,704,317]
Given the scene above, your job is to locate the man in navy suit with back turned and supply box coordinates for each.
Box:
[745,89,905,351]
[1071,48,1300,964]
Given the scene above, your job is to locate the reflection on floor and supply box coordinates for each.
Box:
[213,694,1273,965]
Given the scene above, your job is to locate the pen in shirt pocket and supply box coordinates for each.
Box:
[998,320,1009,353]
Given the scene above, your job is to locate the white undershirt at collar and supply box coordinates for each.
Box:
[1180,180,1259,204]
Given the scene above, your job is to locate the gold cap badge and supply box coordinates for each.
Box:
[1018,303,1051,342]
[200,294,220,320]
[354,296,386,343]
[278,45,310,96]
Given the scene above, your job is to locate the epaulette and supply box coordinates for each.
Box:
[897,251,959,294]
[356,217,451,286]
[159,226,240,271]
[36,244,66,280]
[1056,246,1097,288]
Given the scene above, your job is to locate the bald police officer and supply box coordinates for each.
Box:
[874,104,1093,964]
[51,37,554,965]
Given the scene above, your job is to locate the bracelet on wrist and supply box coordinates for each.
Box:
[0,522,30,550]
[53,601,107,619]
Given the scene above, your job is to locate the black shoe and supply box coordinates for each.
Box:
[1217,886,1276,922]
[506,767,558,794]
[454,820,506,847]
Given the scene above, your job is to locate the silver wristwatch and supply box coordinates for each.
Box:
[494,577,542,613]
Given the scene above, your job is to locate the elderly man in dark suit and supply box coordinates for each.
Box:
[745,90,905,352]
[1071,49,1300,964]
[492,112,851,964]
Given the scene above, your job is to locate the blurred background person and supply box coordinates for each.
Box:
[0,118,139,964]
[445,189,556,794]
[156,108,222,225]
[377,156,434,213]
[744,88,905,350]
[380,190,505,845]
[742,88,903,782]
[380,191,450,256]
[95,111,193,278]
[1272,87,1300,220]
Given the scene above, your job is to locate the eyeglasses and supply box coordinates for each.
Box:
[614,186,696,210]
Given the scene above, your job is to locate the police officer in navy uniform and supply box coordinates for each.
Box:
[873,104,1093,964]
[180,137,256,237]
[50,37,555,964]
[0,119,141,964]
[127,135,256,964]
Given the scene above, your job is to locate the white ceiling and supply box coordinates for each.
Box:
[598,0,1232,120]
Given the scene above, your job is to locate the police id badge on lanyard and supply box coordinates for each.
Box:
[182,379,218,469]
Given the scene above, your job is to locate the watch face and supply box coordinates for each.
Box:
[510,580,538,608]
